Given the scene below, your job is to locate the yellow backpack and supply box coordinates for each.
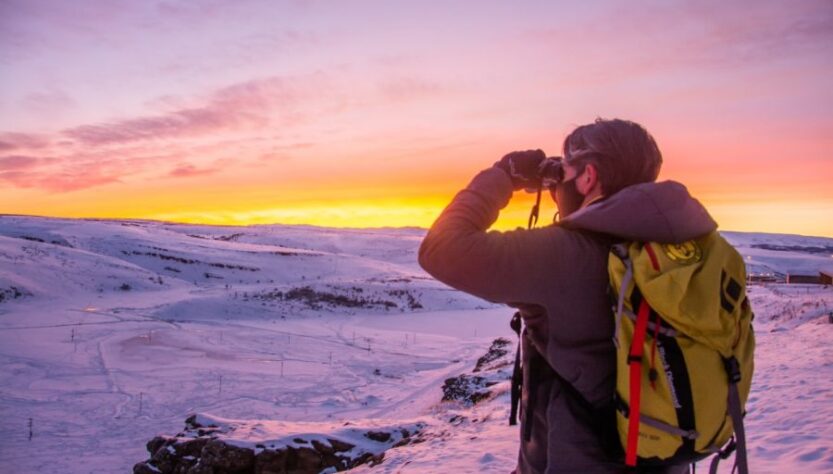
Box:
[608,231,755,472]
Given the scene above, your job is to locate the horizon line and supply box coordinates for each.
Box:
[3,213,833,240]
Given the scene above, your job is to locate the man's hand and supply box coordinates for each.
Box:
[494,149,547,190]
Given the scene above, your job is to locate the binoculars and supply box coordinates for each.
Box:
[540,157,566,189]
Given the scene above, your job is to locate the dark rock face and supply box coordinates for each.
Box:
[134,419,423,474]
[365,431,391,442]
[473,337,511,372]
[441,374,494,405]
[200,439,255,472]
[442,337,514,406]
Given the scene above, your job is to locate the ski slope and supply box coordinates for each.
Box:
[0,216,831,473]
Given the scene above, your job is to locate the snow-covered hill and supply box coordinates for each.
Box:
[0,215,831,473]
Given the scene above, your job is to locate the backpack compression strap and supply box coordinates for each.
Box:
[709,357,749,474]
[625,298,652,466]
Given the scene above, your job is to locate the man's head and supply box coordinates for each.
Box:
[552,118,663,217]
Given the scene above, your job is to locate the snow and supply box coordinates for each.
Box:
[0,215,832,473]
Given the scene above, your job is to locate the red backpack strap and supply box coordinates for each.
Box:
[626,298,652,466]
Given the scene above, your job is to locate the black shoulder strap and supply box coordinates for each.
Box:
[509,311,523,427]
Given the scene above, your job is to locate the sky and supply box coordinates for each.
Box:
[1,0,832,236]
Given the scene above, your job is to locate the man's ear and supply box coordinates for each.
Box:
[578,163,598,194]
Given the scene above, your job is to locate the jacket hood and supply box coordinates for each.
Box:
[561,180,717,243]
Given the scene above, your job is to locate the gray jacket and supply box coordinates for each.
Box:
[418,167,716,473]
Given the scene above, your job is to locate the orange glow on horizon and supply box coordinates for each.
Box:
[4,184,832,238]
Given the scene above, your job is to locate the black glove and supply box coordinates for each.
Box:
[494,149,547,190]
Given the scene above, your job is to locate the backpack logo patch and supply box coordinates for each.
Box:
[661,241,702,264]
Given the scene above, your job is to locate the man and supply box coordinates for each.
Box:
[418,118,715,473]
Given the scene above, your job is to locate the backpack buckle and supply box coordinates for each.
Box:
[723,356,741,384]
[510,311,522,335]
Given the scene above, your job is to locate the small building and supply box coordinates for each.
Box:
[786,273,822,284]
[821,270,833,286]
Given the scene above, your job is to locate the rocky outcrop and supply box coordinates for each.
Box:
[133,414,425,474]
[442,337,514,406]
[472,337,512,373]
[135,338,512,473]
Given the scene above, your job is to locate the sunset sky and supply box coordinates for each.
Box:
[1,0,832,236]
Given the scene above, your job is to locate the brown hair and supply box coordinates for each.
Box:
[562,118,663,196]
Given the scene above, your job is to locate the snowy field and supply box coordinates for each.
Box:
[0,216,831,473]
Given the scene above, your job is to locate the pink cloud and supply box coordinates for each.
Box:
[0,155,44,170]
[0,167,121,192]
[61,74,325,146]
[1,71,358,192]
[63,106,241,145]
[0,147,174,193]
[167,163,217,178]
[0,132,51,151]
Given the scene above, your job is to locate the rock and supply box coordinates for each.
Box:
[310,440,344,469]
[199,439,255,472]
[254,448,288,474]
[365,431,391,442]
[176,438,209,458]
[136,417,423,474]
[292,446,322,471]
[327,438,354,452]
[442,374,491,405]
[147,436,175,457]
[133,462,163,474]
[473,338,511,372]
[185,461,213,474]
[184,415,201,428]
[310,439,333,456]
[150,444,178,473]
